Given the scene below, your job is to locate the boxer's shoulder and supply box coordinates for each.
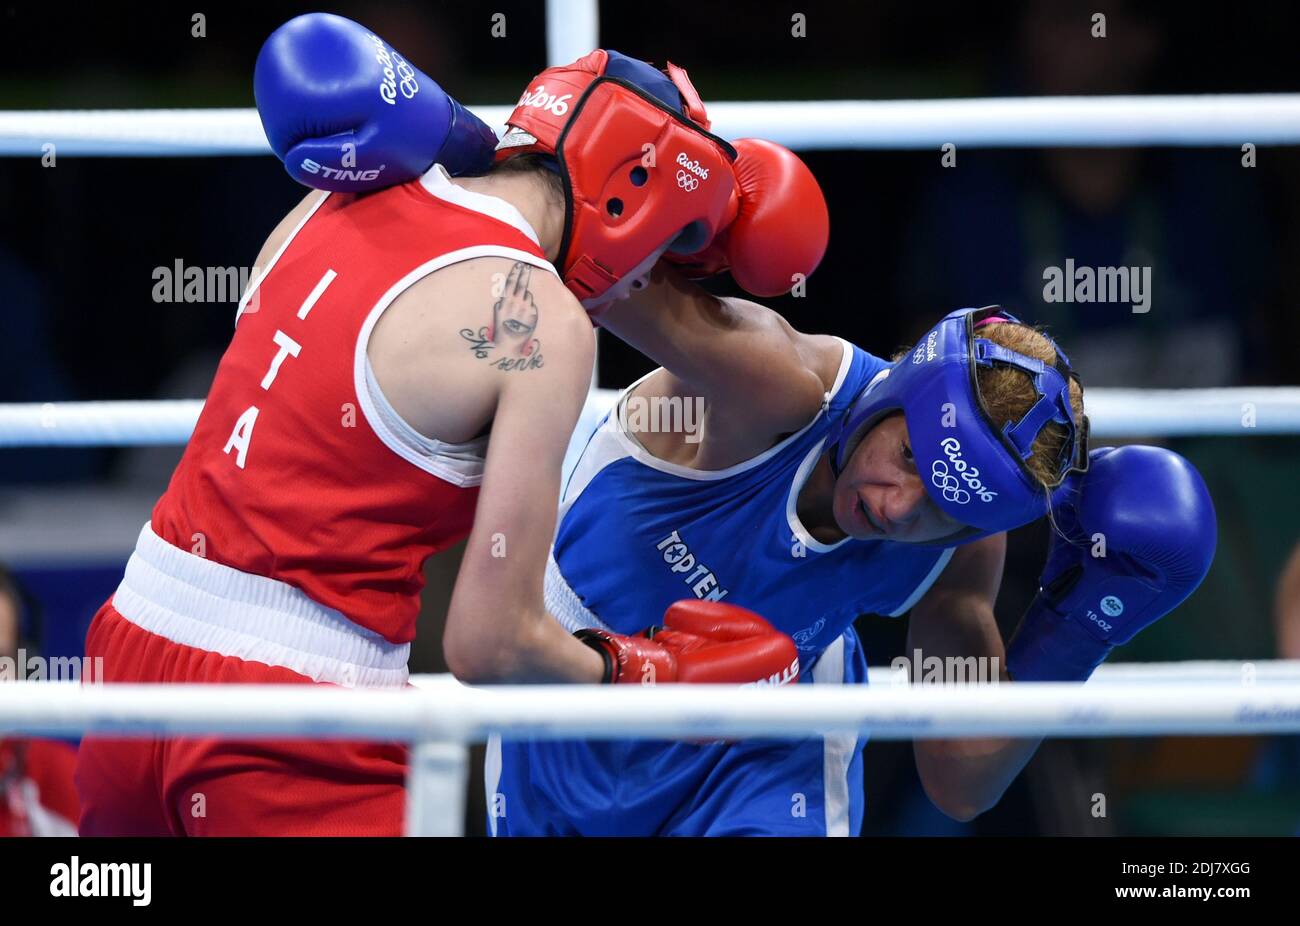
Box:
[397,254,587,345]
[368,254,592,443]
[793,330,847,395]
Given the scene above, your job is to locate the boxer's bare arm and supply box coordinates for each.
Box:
[599,264,840,464]
[906,534,1045,821]
[384,259,603,683]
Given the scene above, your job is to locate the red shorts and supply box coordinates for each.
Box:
[75,603,408,836]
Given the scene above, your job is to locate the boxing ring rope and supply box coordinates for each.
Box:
[4,93,1300,157]
[1,386,1298,447]
[2,384,1295,628]
[2,675,1300,835]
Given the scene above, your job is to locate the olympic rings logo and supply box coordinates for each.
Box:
[393,56,420,99]
[931,460,972,505]
[676,170,700,192]
[369,34,420,104]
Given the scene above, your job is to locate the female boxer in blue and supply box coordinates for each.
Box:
[489,271,1216,836]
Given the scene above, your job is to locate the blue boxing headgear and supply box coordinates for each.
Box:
[825,307,1089,545]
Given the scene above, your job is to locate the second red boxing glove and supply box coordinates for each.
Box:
[667,138,829,297]
[576,599,801,686]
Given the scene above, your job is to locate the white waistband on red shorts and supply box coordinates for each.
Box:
[111,523,409,688]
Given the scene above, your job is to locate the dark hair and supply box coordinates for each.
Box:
[492,153,566,208]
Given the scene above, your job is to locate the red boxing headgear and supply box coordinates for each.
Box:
[495,50,738,311]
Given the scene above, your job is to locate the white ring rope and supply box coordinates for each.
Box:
[1,387,1297,447]
[3,677,1300,742]
[0,400,206,447]
[3,94,1300,157]
[10,665,1295,836]
[1013,660,1300,685]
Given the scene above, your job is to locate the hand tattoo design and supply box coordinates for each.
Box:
[459,261,545,371]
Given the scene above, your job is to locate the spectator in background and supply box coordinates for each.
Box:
[0,170,105,483]
[899,0,1270,387]
[1276,543,1300,663]
[0,564,80,835]
[0,177,106,483]
[1247,541,1300,826]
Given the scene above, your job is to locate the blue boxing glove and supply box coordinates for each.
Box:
[1006,445,1216,682]
[254,12,498,192]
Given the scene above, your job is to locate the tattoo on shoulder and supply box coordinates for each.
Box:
[459,261,544,372]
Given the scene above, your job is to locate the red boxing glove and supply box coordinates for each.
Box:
[575,600,800,686]
[667,138,829,297]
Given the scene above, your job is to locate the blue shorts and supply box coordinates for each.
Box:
[487,628,868,836]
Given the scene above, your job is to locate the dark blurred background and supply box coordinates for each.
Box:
[1,0,1298,836]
